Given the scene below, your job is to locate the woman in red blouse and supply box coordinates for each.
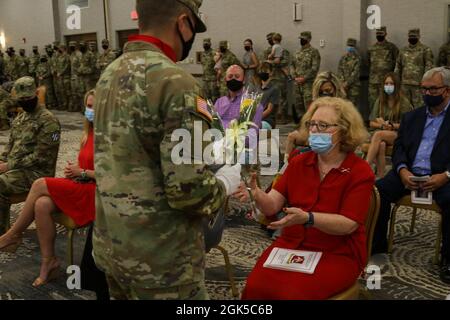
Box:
[235,97,375,300]
[0,90,96,287]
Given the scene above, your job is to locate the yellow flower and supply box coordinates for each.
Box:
[240,98,255,112]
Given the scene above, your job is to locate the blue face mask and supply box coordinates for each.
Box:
[384,85,395,95]
[85,108,94,122]
[309,133,335,154]
[346,47,356,53]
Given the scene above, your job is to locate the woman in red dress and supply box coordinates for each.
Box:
[235,97,375,300]
[0,90,96,287]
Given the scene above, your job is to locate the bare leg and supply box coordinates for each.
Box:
[34,196,60,284]
[376,142,387,179]
[366,131,383,165]
[0,178,51,247]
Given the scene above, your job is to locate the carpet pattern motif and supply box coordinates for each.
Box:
[0,112,448,300]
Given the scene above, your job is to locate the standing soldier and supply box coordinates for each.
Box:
[0,76,61,235]
[368,27,399,110]
[89,41,101,82]
[438,38,450,67]
[217,40,241,96]
[0,51,4,84]
[96,39,116,75]
[93,0,237,300]
[36,54,57,109]
[201,38,218,102]
[78,41,97,93]
[338,38,362,108]
[5,47,20,82]
[261,33,275,62]
[395,28,434,108]
[45,45,59,109]
[17,49,29,78]
[29,46,41,83]
[292,31,321,120]
[0,86,15,130]
[69,41,83,112]
[55,44,71,111]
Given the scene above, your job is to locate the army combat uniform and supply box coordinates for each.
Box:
[96,39,117,75]
[338,38,362,108]
[0,77,61,235]
[17,50,30,78]
[292,31,321,119]
[93,1,227,300]
[438,41,450,67]
[69,42,83,112]
[368,27,399,111]
[29,47,41,83]
[0,87,16,130]
[55,45,71,111]
[4,49,20,82]
[201,38,218,102]
[78,42,97,93]
[395,29,434,108]
[36,55,57,109]
[218,41,241,97]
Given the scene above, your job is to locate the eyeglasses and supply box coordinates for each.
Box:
[420,86,447,95]
[305,121,339,132]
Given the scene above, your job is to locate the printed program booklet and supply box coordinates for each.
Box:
[263,247,322,274]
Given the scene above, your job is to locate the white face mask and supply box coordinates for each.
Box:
[384,85,395,95]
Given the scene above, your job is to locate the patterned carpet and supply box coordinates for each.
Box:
[0,111,448,300]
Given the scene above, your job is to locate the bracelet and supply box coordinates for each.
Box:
[81,170,87,180]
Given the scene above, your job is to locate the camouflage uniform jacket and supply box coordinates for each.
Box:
[292,45,321,83]
[70,51,82,77]
[439,42,450,67]
[56,53,71,77]
[220,50,241,77]
[395,42,434,86]
[368,41,399,85]
[29,53,41,76]
[17,56,29,78]
[5,55,20,81]
[93,40,227,289]
[201,49,216,81]
[96,49,116,74]
[0,105,60,176]
[78,51,96,76]
[36,62,52,80]
[338,52,362,87]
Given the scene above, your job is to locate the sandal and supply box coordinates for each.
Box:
[32,257,61,288]
[0,235,23,253]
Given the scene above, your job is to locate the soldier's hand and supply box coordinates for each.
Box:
[215,163,242,196]
[0,162,9,174]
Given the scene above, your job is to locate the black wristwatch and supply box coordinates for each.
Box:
[304,212,315,229]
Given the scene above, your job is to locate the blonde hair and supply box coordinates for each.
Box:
[312,71,347,101]
[299,97,369,153]
[81,89,95,147]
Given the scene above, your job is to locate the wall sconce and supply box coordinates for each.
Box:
[293,3,302,21]
[0,32,6,50]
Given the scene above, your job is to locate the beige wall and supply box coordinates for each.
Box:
[0,0,55,53]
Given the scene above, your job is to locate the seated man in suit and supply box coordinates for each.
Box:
[373,67,450,283]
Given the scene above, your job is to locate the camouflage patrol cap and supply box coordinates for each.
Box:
[32,45,38,50]
[299,31,312,40]
[7,47,15,52]
[347,38,357,47]
[175,0,207,33]
[101,39,109,45]
[409,29,420,38]
[376,26,387,35]
[219,40,228,48]
[59,43,67,49]
[79,41,86,46]
[203,38,211,44]
[13,76,37,100]
[69,41,78,47]
[19,48,25,53]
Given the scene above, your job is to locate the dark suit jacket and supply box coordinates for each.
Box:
[393,104,450,175]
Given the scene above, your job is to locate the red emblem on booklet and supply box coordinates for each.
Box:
[288,255,305,265]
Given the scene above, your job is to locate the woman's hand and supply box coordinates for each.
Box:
[233,172,258,202]
[267,207,309,230]
[64,161,82,179]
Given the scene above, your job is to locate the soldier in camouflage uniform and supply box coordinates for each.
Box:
[93,0,235,300]
[55,44,71,111]
[96,39,117,75]
[0,51,4,84]
[89,41,101,82]
[69,41,83,112]
[217,40,241,97]
[44,45,58,109]
[5,47,20,82]
[201,38,218,102]
[0,86,16,130]
[260,33,275,63]
[29,46,41,83]
[438,39,450,67]
[36,54,57,109]
[338,38,361,108]
[17,49,29,78]
[292,31,321,120]
[78,41,97,94]
[0,77,60,235]
[368,27,399,111]
[395,29,434,108]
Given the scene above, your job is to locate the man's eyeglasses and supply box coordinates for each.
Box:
[420,86,448,95]
[305,121,339,132]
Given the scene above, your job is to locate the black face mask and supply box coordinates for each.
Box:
[33,50,38,55]
[258,72,270,82]
[319,92,335,98]
[423,94,445,108]
[20,52,25,57]
[18,97,38,113]
[102,45,109,50]
[301,39,309,47]
[226,79,244,92]
[40,58,47,63]
[244,46,252,52]
[268,40,274,46]
[409,38,419,46]
[376,36,385,42]
[7,52,13,57]
[46,51,53,58]
[69,46,76,53]
[80,46,87,53]
[203,44,211,51]
[177,18,196,61]
[220,47,227,53]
